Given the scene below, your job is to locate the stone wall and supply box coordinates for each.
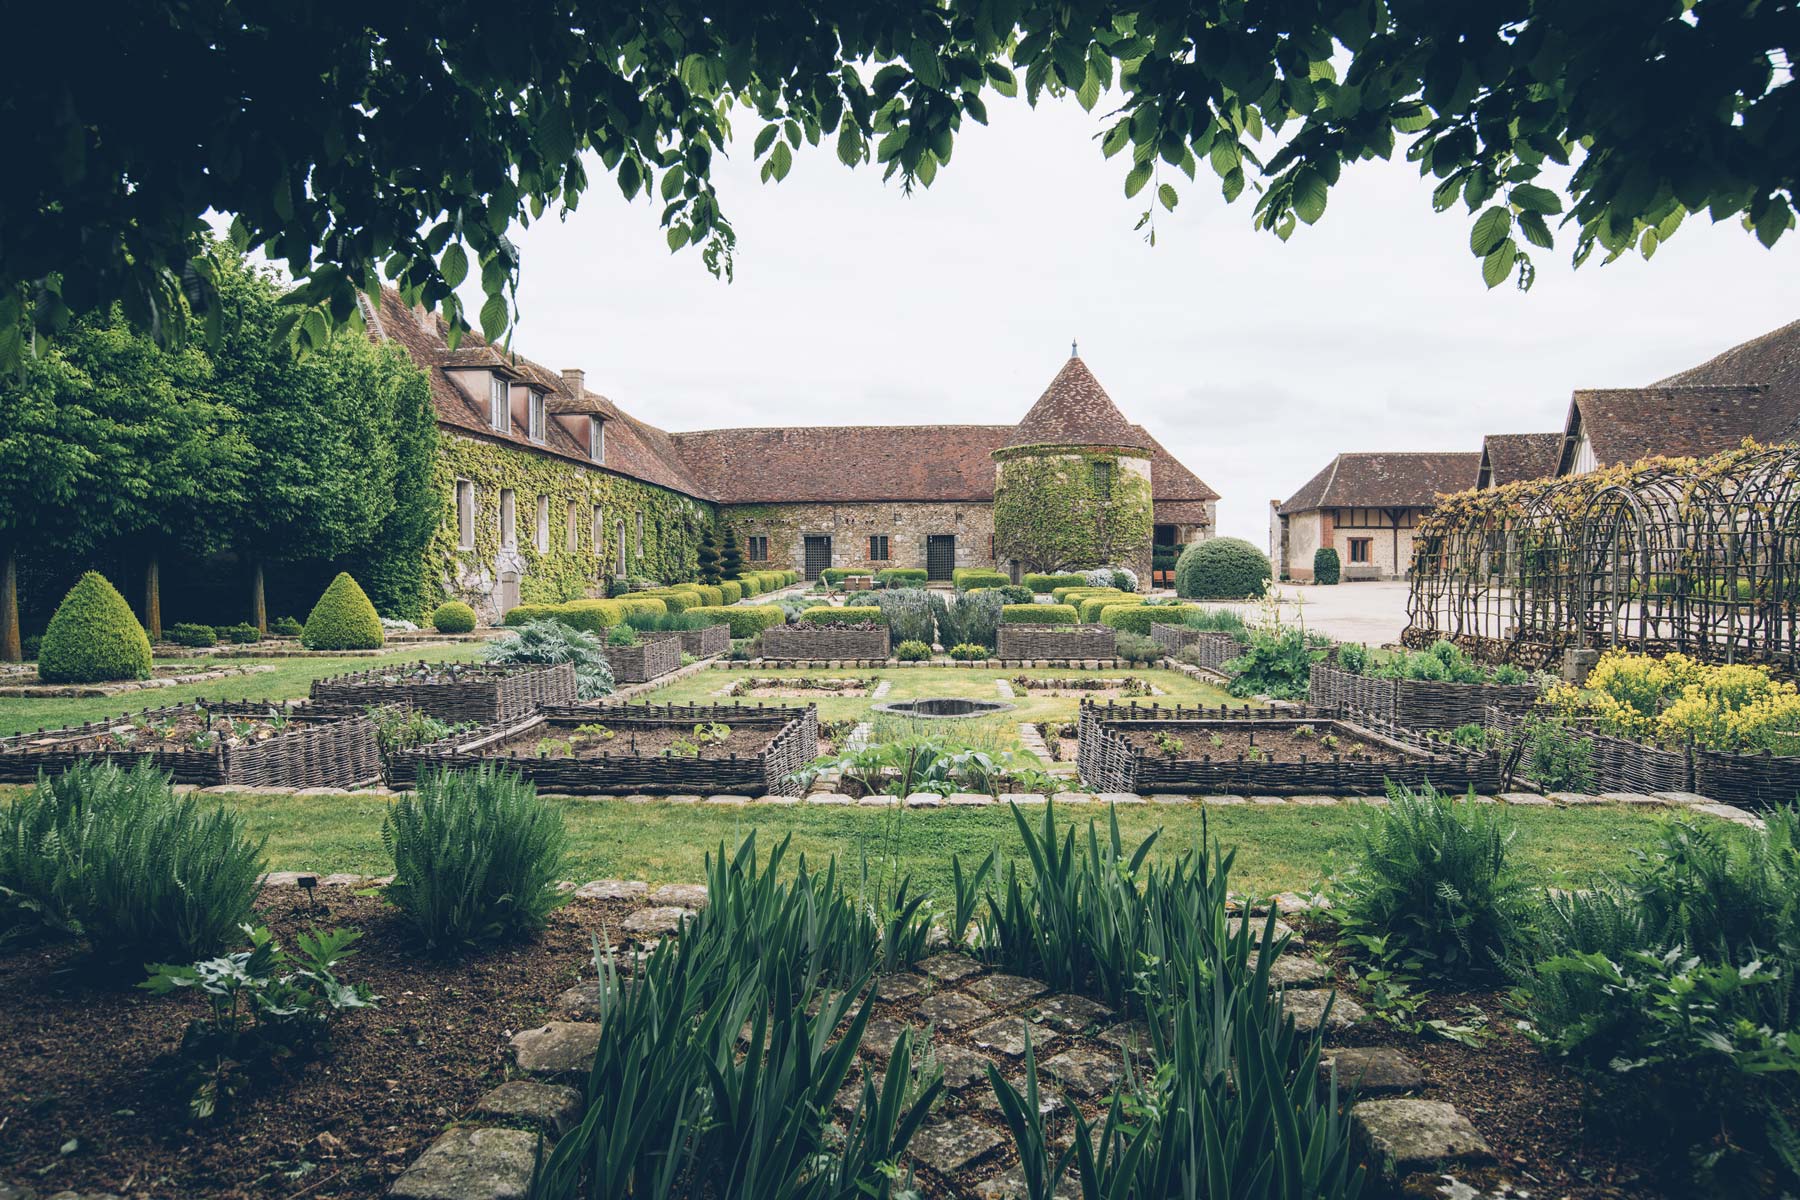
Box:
[721,501,999,579]
[1279,506,1423,581]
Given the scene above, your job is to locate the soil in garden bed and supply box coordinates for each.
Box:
[486,720,774,760]
[0,889,635,1200]
[727,676,874,699]
[10,708,299,756]
[1116,723,1389,762]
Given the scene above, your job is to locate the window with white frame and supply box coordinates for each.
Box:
[616,521,627,574]
[592,505,604,559]
[636,512,644,556]
[500,488,516,548]
[566,501,579,553]
[455,480,475,550]
[528,391,546,442]
[535,495,550,552]
[589,416,605,463]
[489,375,510,432]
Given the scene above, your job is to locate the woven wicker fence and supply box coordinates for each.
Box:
[1692,747,1800,808]
[761,626,891,661]
[389,701,817,796]
[677,624,731,658]
[997,624,1117,661]
[601,632,684,682]
[1149,625,1242,672]
[1076,700,1500,796]
[0,700,381,788]
[1308,664,1539,732]
[1487,708,1693,795]
[310,661,576,724]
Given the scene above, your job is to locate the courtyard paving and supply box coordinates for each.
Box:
[1186,580,1414,647]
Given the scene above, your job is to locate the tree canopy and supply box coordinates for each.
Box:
[5,1,1792,370]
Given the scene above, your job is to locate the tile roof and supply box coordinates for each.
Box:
[1279,451,1482,515]
[1564,385,1783,470]
[1480,432,1563,486]
[1002,357,1152,452]
[1655,318,1800,426]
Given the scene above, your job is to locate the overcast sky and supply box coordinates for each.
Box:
[470,93,1796,546]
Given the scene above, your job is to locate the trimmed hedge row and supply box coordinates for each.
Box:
[878,568,927,587]
[1078,594,1144,622]
[684,605,785,638]
[953,569,1009,591]
[503,596,669,632]
[1023,573,1086,594]
[719,581,743,604]
[1099,603,1203,634]
[1002,603,1077,625]
[800,606,882,626]
[1053,586,1127,606]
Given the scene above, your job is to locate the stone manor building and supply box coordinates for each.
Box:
[367,294,1217,621]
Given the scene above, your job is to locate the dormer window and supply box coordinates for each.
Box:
[488,374,510,432]
[527,391,546,442]
[589,416,606,463]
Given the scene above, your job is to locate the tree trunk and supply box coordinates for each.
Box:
[144,554,162,642]
[251,561,267,634]
[0,549,19,663]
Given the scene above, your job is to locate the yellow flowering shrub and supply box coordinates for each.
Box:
[1546,650,1800,753]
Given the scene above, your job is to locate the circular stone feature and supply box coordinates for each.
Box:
[872,697,1014,719]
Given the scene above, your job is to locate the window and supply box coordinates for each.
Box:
[566,501,579,553]
[589,417,605,463]
[1091,460,1114,492]
[868,535,889,561]
[535,495,550,553]
[489,375,510,432]
[455,480,475,550]
[747,535,770,562]
[1348,538,1372,564]
[592,505,604,554]
[527,391,546,442]
[616,521,627,574]
[499,489,516,548]
[636,512,644,556]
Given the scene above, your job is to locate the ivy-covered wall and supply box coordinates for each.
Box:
[992,449,1154,578]
[434,433,712,621]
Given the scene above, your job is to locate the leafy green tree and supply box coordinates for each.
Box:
[4,2,1791,370]
[718,525,744,581]
[696,524,721,584]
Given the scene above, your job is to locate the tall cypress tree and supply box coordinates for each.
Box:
[718,524,744,581]
[696,523,721,584]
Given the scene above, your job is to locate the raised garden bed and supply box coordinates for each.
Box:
[997,623,1117,661]
[1149,625,1242,671]
[1309,663,1540,732]
[388,702,818,796]
[1012,675,1160,699]
[309,661,576,724]
[761,625,891,661]
[723,675,875,698]
[1077,701,1500,796]
[601,631,684,682]
[0,700,381,788]
[676,623,731,658]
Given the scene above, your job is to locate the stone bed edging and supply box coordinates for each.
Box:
[0,662,278,698]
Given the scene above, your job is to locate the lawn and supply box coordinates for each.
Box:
[0,644,485,736]
[224,789,1715,899]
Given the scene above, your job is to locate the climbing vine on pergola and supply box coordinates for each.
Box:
[1404,442,1800,673]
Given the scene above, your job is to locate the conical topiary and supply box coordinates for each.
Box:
[696,525,721,584]
[37,571,154,683]
[718,524,744,581]
[301,573,385,650]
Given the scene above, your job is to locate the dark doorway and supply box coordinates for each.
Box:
[1154,524,1178,547]
[926,535,956,581]
[803,536,833,580]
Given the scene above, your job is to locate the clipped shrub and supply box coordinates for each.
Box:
[37,571,153,684]
[1116,631,1161,665]
[953,568,1009,591]
[1101,602,1199,634]
[382,764,568,953]
[1313,547,1341,585]
[800,605,883,626]
[301,572,385,650]
[482,619,615,698]
[223,622,262,644]
[685,605,785,639]
[0,760,265,968]
[933,589,1003,650]
[877,568,928,589]
[1003,603,1077,624]
[876,588,935,644]
[1022,572,1086,594]
[690,584,724,607]
[1111,569,1136,591]
[168,622,218,648]
[431,601,477,633]
[718,580,744,605]
[1333,782,1532,980]
[992,584,1033,605]
[738,576,762,597]
[1175,537,1272,600]
[270,616,303,638]
[1051,585,1124,606]
[614,596,669,620]
[948,643,989,661]
[1079,594,1143,622]
[895,639,933,661]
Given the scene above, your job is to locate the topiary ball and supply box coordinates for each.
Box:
[431,601,478,634]
[1175,538,1272,600]
[894,639,933,661]
[38,571,153,683]
[301,573,385,650]
[1313,547,1341,585]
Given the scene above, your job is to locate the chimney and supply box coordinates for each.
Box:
[561,368,585,397]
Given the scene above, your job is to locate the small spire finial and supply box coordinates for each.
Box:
[1070,338,1079,358]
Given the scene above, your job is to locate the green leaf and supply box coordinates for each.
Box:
[1221,168,1245,202]
[1076,66,1101,112]
[439,244,468,288]
[1124,161,1153,199]
[1101,123,1130,159]
[1158,183,1179,212]
[836,123,863,167]
[479,292,508,341]
[1470,206,1512,255]
[1209,138,1240,179]
[1292,166,1327,224]
[666,224,690,252]
[1481,239,1517,288]
[1517,210,1554,249]
[1509,182,1563,214]
[754,125,779,158]
[1754,197,1792,249]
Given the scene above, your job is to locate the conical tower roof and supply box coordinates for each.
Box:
[1001,355,1151,453]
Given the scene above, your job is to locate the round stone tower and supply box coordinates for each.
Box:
[992,348,1155,585]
